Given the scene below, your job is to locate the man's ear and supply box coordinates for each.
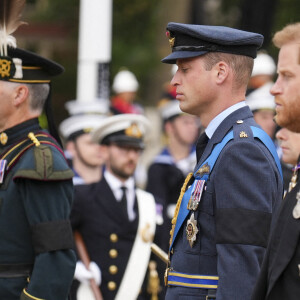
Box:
[13,85,29,107]
[215,61,229,84]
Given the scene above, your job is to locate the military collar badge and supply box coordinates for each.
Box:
[186,213,199,248]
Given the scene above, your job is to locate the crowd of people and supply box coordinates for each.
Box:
[0,1,299,300]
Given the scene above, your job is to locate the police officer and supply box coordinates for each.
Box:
[161,23,283,300]
[0,2,76,299]
[70,114,157,300]
[251,22,300,300]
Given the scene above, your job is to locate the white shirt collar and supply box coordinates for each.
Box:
[104,170,136,221]
[205,101,246,139]
[104,170,135,195]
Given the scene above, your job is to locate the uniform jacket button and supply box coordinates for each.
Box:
[109,265,118,275]
[109,249,118,258]
[110,233,118,243]
[108,281,117,291]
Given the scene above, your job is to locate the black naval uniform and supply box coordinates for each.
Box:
[251,158,300,300]
[0,118,76,300]
[71,177,148,300]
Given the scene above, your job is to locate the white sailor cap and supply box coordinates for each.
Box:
[59,114,107,141]
[92,114,151,149]
[65,99,109,116]
[159,100,183,122]
[251,52,276,77]
[112,70,139,93]
[246,83,275,112]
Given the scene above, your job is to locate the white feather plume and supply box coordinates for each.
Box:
[0,0,26,56]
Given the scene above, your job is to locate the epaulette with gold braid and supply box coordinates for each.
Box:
[0,132,64,177]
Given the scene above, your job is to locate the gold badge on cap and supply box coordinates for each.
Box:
[292,191,300,219]
[186,213,199,248]
[0,132,8,145]
[0,59,12,79]
[125,123,142,138]
[166,31,175,48]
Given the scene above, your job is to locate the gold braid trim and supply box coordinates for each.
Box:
[28,132,40,147]
[169,172,193,248]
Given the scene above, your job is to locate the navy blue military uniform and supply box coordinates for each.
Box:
[0,119,76,300]
[251,159,300,300]
[70,178,140,299]
[161,23,284,300]
[165,107,283,300]
[70,114,155,300]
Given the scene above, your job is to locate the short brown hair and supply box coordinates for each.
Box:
[273,22,300,48]
[203,52,254,91]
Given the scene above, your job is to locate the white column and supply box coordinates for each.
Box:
[76,0,112,103]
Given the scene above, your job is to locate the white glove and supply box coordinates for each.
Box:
[89,261,102,286]
[74,261,102,286]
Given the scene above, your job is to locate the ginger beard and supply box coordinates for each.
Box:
[272,43,300,133]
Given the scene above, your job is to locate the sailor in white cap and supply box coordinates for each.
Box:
[110,69,143,114]
[70,114,159,300]
[59,113,107,185]
[246,52,277,139]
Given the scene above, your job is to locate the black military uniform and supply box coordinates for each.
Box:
[0,120,76,300]
[70,114,157,300]
[71,178,140,299]
[251,158,300,300]
[0,4,76,298]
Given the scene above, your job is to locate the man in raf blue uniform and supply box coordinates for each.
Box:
[251,22,300,300]
[0,2,76,299]
[161,23,283,300]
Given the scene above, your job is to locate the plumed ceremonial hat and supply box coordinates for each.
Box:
[0,0,64,83]
[162,22,264,64]
[0,0,64,144]
[92,114,151,149]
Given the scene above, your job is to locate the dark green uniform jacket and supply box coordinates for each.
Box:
[0,118,76,300]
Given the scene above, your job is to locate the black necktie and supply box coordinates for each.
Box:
[196,132,209,162]
[120,186,128,220]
